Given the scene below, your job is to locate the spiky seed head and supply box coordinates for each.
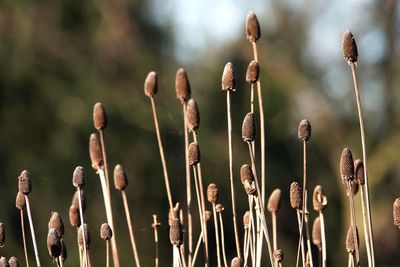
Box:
[169,218,183,247]
[188,142,200,166]
[48,211,64,237]
[78,224,91,249]
[18,170,31,195]
[243,211,250,229]
[290,182,303,209]
[15,192,25,210]
[186,99,200,133]
[273,249,284,263]
[246,11,261,43]
[340,148,354,182]
[93,102,107,130]
[221,62,236,91]
[68,205,80,227]
[312,217,322,250]
[393,198,400,228]
[354,159,365,185]
[231,257,243,267]
[47,228,62,258]
[207,183,219,204]
[0,257,8,267]
[346,226,359,254]
[144,71,158,97]
[346,180,359,196]
[0,223,5,247]
[8,257,18,267]
[175,68,191,103]
[242,112,256,143]
[215,204,224,213]
[246,60,259,84]
[298,119,311,142]
[240,164,257,196]
[313,185,328,212]
[267,189,282,213]
[342,31,358,65]
[205,210,212,222]
[71,190,86,213]
[89,133,103,170]
[113,164,128,191]
[100,223,113,240]
[72,166,85,188]
[60,239,67,262]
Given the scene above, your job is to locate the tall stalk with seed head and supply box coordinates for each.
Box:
[16,192,29,267]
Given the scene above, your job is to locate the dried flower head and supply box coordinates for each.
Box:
[340,148,354,182]
[215,204,224,213]
[243,211,250,229]
[169,218,183,247]
[267,189,282,213]
[114,164,128,191]
[0,257,8,267]
[175,68,191,103]
[290,182,302,209]
[144,71,158,97]
[346,225,359,254]
[18,170,32,195]
[168,203,180,226]
[246,11,261,43]
[393,197,400,228]
[89,133,103,170]
[188,142,200,166]
[0,223,4,247]
[100,223,113,240]
[231,257,243,267]
[246,60,259,84]
[8,257,18,267]
[242,112,256,143]
[48,211,64,237]
[273,249,284,263]
[354,159,365,185]
[298,119,311,142]
[207,183,219,204]
[221,62,236,91]
[15,192,25,210]
[313,185,328,212]
[47,228,62,258]
[78,224,91,249]
[240,164,257,196]
[312,217,322,250]
[342,31,358,65]
[186,99,200,133]
[72,166,85,188]
[93,102,107,130]
[68,205,80,227]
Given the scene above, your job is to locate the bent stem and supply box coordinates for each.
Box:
[191,230,203,267]
[24,195,41,267]
[20,209,30,267]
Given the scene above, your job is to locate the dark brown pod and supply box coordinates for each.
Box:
[342,31,358,65]
[221,62,236,91]
[207,183,219,204]
[18,170,32,195]
[71,190,86,213]
[169,218,183,247]
[68,205,80,227]
[312,217,322,250]
[93,102,107,130]
[313,185,328,212]
[78,224,91,249]
[246,60,259,84]
[144,71,158,97]
[246,11,261,43]
[100,223,113,240]
[15,192,25,210]
[393,198,400,228]
[298,119,311,142]
[188,142,200,166]
[0,257,8,267]
[354,159,365,185]
[345,225,359,254]
[231,257,243,267]
[340,148,354,182]
[290,182,302,209]
[114,164,128,191]
[48,211,64,238]
[273,249,284,263]
[47,228,62,258]
[89,133,103,170]
[72,166,85,188]
[8,257,18,267]
[267,189,282,213]
[0,223,5,247]
[175,68,191,103]
[186,98,200,132]
[240,164,257,196]
[242,112,256,143]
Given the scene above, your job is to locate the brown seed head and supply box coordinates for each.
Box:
[0,223,5,247]
[273,249,284,263]
[246,60,260,84]
[215,204,224,213]
[354,159,365,185]
[113,164,128,191]
[15,192,25,210]
[207,183,219,204]
[298,119,311,142]
[68,205,80,227]
[312,217,322,250]
[175,68,191,103]
[47,228,62,258]
[221,62,236,91]
[48,211,64,237]
[205,210,212,222]
[313,185,328,212]
[231,257,242,267]
[78,224,91,249]
[8,257,18,267]
[89,133,103,170]
[346,225,359,254]
[290,182,303,209]
[168,202,180,226]
[342,31,358,65]
[93,102,107,130]
[243,211,250,229]
[18,170,32,195]
[246,11,261,43]
[267,189,282,213]
[169,218,183,247]
[186,99,200,133]
[0,257,8,267]
[144,71,158,97]
[240,164,257,196]
[72,166,85,188]
[60,239,67,262]
[340,148,354,182]
[188,142,200,166]
[100,223,113,240]
[242,112,256,143]
[393,198,400,228]
[71,190,86,213]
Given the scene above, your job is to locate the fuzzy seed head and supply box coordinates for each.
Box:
[18,170,32,195]
[144,71,158,97]
[207,183,219,204]
[342,31,358,65]
[72,190,86,213]
[242,112,256,143]
[15,192,25,210]
[0,257,8,267]
[298,119,311,142]
[0,223,4,247]
[393,198,400,228]
[340,148,354,182]
[100,223,113,240]
[72,166,85,188]
[354,159,365,185]
[188,142,200,166]
[93,102,107,130]
[8,257,18,267]
[48,211,64,237]
[215,204,224,213]
[290,182,303,209]
[186,99,200,133]
[169,218,183,247]
[240,164,257,196]
[313,185,328,212]
[346,226,358,254]
[113,164,128,191]
[221,62,236,91]
[68,205,80,227]
[273,249,284,263]
[47,228,62,258]
[89,133,103,170]
[231,257,242,267]
[268,189,282,213]
[246,11,261,43]
[168,203,180,226]
[246,60,260,84]
[312,217,322,250]
[175,68,191,103]
[78,224,91,249]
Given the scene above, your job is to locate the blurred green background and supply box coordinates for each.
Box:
[0,0,399,266]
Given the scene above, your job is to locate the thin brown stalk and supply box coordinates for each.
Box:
[24,195,41,267]
[106,240,110,267]
[191,230,203,267]
[218,212,228,267]
[319,212,327,267]
[77,188,88,267]
[152,215,160,267]
[212,204,222,267]
[20,210,30,267]
[272,212,277,251]
[192,165,206,265]
[99,131,110,194]
[59,256,64,267]
[296,210,306,267]
[360,185,371,264]
[179,246,187,267]
[77,229,82,267]
[347,180,360,266]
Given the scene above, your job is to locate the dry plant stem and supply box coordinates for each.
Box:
[347,180,360,266]
[152,215,159,267]
[106,240,110,267]
[250,83,255,113]
[360,186,371,264]
[150,97,174,210]
[191,230,203,267]
[319,212,327,267]
[77,229,82,267]
[55,258,60,267]
[218,213,228,267]
[99,131,111,195]
[243,229,249,266]
[304,208,314,267]
[272,212,277,251]
[77,188,88,267]
[121,190,141,267]
[98,169,119,267]
[350,63,375,267]
[296,210,306,267]
[24,195,41,267]
[20,210,30,267]
[226,90,242,259]
[59,256,64,267]
[179,247,187,267]
[212,204,222,267]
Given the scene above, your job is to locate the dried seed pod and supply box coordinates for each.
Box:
[48,211,64,237]
[186,99,200,132]
[246,60,259,84]
[346,180,359,196]
[205,210,212,222]
[71,190,86,213]
[313,185,328,212]
[273,249,284,263]
[215,204,224,213]
[188,142,200,166]
[207,183,219,204]
[68,205,80,227]
[243,211,250,229]
[221,62,236,91]
[240,164,257,196]
[144,71,158,97]
[312,217,322,250]
[100,223,113,240]
[168,203,180,226]
[231,256,242,267]
[15,192,25,210]
[354,159,365,185]
[47,228,62,258]
[290,182,302,209]
[393,198,400,228]
[242,112,256,143]
[267,189,282,213]
[89,133,103,170]
[0,257,8,267]
[342,31,358,65]
[298,119,311,142]
[8,257,18,267]
[0,223,5,247]
[246,11,261,43]
[169,218,183,247]
[345,225,359,254]
[72,166,85,188]
[78,224,91,249]
[93,102,107,130]
[340,148,354,182]
[60,239,67,262]
[175,68,191,103]
[18,170,32,195]
[113,164,128,191]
